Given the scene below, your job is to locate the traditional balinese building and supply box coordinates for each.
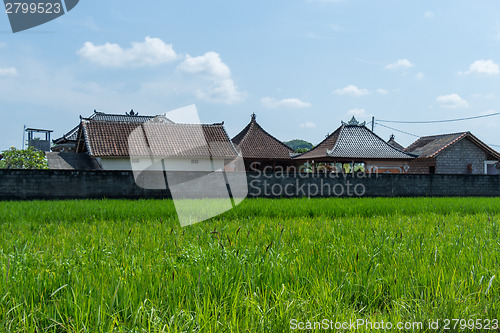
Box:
[75,117,239,171]
[405,132,500,175]
[232,113,296,171]
[52,110,165,153]
[294,117,417,173]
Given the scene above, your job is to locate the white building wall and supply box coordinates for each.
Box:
[98,157,224,171]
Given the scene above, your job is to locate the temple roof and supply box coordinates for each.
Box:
[232,113,294,160]
[295,117,416,160]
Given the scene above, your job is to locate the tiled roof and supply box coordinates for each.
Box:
[46,152,101,170]
[294,129,341,160]
[53,110,171,144]
[91,111,165,123]
[405,132,500,159]
[80,119,238,159]
[53,124,80,144]
[387,135,405,151]
[296,119,416,160]
[232,114,294,160]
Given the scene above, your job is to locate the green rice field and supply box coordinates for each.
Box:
[0,198,499,332]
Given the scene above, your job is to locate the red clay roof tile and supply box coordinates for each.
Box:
[81,119,238,159]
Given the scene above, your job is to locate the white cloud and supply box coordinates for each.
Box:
[0,67,18,76]
[178,52,231,78]
[194,79,243,104]
[333,84,369,97]
[300,122,316,128]
[463,59,499,76]
[385,59,414,70]
[346,108,367,117]
[261,97,312,108]
[178,52,243,104]
[424,11,434,19]
[377,88,388,95]
[415,72,424,79]
[77,36,178,67]
[436,94,469,109]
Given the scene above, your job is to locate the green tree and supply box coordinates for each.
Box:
[284,139,313,152]
[294,148,310,154]
[0,146,48,169]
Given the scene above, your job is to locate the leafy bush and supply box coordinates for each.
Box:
[0,146,48,169]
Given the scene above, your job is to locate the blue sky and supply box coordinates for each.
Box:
[1,0,499,151]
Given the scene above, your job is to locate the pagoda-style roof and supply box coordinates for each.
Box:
[295,116,416,160]
[405,132,500,160]
[232,114,294,160]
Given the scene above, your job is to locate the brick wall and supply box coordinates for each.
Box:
[408,158,435,174]
[0,170,499,200]
[436,138,487,174]
[245,172,500,197]
[0,170,170,200]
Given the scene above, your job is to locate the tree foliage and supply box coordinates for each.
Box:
[284,139,313,152]
[294,148,310,154]
[0,146,48,169]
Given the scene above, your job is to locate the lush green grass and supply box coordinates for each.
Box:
[0,198,499,332]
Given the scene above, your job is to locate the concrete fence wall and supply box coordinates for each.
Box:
[0,169,499,200]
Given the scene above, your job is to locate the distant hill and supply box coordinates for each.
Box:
[284,139,313,152]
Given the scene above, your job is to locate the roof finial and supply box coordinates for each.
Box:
[251,113,256,121]
[390,134,395,141]
[341,116,366,126]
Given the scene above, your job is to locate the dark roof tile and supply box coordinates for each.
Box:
[46,152,101,170]
[296,120,415,160]
[387,135,405,151]
[232,114,294,160]
[405,132,500,159]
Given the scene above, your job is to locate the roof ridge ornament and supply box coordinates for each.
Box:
[342,116,366,126]
[251,113,256,121]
